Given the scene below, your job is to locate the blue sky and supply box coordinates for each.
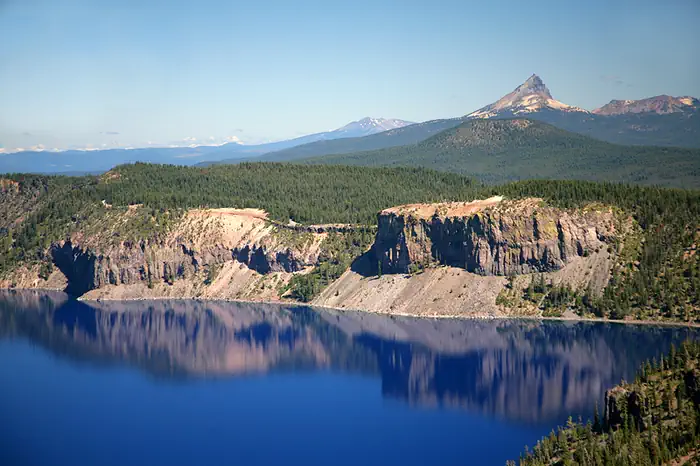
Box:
[1,0,699,151]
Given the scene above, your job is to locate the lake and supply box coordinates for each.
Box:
[0,291,697,466]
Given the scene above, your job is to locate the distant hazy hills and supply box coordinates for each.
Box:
[0,117,413,174]
[2,75,698,174]
[210,74,698,166]
[303,119,700,188]
[213,118,466,165]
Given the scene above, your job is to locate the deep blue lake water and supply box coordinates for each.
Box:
[0,291,697,466]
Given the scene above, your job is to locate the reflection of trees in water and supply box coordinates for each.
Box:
[0,290,696,423]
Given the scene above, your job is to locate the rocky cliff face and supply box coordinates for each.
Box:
[51,240,230,295]
[374,197,615,276]
[5,199,621,316]
[48,208,325,297]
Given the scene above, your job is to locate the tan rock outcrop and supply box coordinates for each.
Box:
[49,208,326,297]
[374,197,615,276]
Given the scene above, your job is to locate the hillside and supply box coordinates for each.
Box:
[511,340,700,465]
[205,117,466,166]
[1,163,699,324]
[205,76,700,168]
[522,109,700,148]
[303,119,700,187]
[0,163,483,279]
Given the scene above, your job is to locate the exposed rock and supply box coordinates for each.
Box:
[0,263,67,291]
[48,209,326,297]
[468,74,589,118]
[313,262,508,318]
[232,244,316,274]
[593,95,699,116]
[604,386,647,430]
[374,197,615,276]
[50,239,233,295]
[0,178,20,194]
[5,200,622,319]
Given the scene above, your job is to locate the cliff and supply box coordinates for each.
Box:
[374,197,615,276]
[314,197,619,317]
[2,197,624,319]
[47,208,328,301]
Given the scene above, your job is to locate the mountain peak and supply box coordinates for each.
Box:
[335,117,414,135]
[592,95,699,115]
[468,74,587,119]
[517,74,551,98]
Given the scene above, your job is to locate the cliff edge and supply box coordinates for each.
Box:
[314,197,620,317]
[2,197,624,318]
[374,197,614,276]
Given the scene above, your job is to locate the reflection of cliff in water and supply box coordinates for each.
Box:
[0,290,696,424]
[0,291,378,378]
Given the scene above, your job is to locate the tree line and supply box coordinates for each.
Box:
[510,340,700,465]
[0,164,698,321]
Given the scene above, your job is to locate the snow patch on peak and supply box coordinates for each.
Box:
[516,74,552,99]
[467,74,589,119]
[334,117,415,137]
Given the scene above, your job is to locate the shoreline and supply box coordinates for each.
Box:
[3,287,699,328]
[66,292,700,328]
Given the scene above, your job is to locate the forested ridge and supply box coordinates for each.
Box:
[0,162,699,322]
[510,340,700,466]
[98,163,481,224]
[217,117,466,164]
[206,110,700,168]
[0,163,481,277]
[303,119,700,187]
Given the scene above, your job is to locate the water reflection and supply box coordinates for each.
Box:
[0,290,696,424]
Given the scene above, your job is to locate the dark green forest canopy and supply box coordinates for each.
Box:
[97,162,485,224]
[301,119,700,188]
[2,162,699,229]
[512,340,700,466]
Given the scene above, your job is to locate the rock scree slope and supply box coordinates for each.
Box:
[3,197,624,319]
[374,197,615,276]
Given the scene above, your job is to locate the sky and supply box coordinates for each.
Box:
[1,0,699,152]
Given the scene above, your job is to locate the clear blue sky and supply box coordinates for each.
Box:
[1,0,699,151]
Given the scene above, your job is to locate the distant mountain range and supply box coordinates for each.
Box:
[592,95,699,115]
[1,75,698,174]
[216,117,466,165]
[465,74,700,148]
[208,74,699,166]
[302,118,700,188]
[0,117,413,174]
[468,75,700,118]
